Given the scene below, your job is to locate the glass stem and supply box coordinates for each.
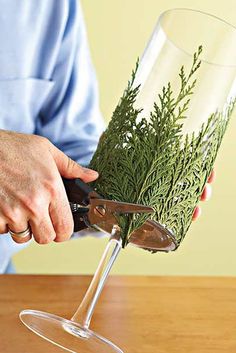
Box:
[71,228,122,329]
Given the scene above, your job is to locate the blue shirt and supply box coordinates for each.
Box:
[0,0,105,273]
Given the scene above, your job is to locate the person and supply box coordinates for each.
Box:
[0,0,104,273]
[0,0,212,274]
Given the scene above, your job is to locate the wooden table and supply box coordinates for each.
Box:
[1,275,236,353]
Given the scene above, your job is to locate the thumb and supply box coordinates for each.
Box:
[50,144,98,182]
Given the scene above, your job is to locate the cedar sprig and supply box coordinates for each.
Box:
[89,46,235,249]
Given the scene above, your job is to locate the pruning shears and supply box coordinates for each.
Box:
[63,178,177,252]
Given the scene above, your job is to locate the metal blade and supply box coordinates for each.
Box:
[90,198,154,215]
[129,219,177,252]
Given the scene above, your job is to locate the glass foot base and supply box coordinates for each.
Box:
[20,310,123,353]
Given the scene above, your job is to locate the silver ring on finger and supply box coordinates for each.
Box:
[8,225,32,243]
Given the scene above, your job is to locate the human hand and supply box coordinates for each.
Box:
[0,130,98,244]
[192,170,215,221]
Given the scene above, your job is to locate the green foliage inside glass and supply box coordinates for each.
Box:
[89,47,235,249]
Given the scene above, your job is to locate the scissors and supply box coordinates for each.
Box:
[63,178,177,252]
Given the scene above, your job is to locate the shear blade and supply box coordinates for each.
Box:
[129,219,177,252]
[90,198,154,215]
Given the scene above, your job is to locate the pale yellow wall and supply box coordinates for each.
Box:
[14,0,236,275]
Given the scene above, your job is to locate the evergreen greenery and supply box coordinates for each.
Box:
[89,47,235,249]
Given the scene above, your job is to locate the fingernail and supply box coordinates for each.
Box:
[205,184,212,201]
[82,167,98,176]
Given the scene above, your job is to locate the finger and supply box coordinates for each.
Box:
[5,209,31,243]
[10,231,32,244]
[29,212,56,245]
[208,169,215,184]
[0,220,8,234]
[49,144,98,182]
[200,183,212,201]
[192,206,202,221]
[49,181,74,242]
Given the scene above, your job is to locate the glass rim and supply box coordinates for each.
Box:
[159,8,236,68]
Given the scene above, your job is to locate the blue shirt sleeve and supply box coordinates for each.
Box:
[35,0,105,165]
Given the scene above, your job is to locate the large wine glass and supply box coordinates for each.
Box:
[20,229,123,353]
[20,9,236,353]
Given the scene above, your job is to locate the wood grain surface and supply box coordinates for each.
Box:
[1,275,236,353]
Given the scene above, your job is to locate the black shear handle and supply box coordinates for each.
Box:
[62,178,93,232]
[62,178,94,205]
